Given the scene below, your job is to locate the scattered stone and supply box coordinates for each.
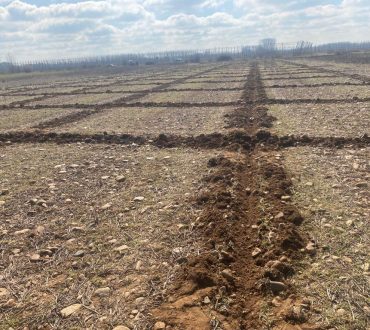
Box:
[275,212,284,219]
[116,176,126,182]
[336,308,346,316]
[362,262,369,271]
[133,196,145,202]
[252,247,262,258]
[65,199,72,203]
[94,287,111,297]
[271,297,282,307]
[108,238,117,244]
[0,288,9,298]
[0,189,9,196]
[114,245,129,252]
[101,203,112,210]
[39,249,53,257]
[221,269,235,282]
[113,326,130,330]
[14,229,30,235]
[203,296,211,304]
[269,281,287,294]
[29,253,41,262]
[281,195,291,200]
[60,304,82,317]
[305,242,316,255]
[34,225,45,235]
[305,182,314,187]
[342,256,352,263]
[73,250,85,257]
[135,261,142,271]
[356,182,367,188]
[153,321,166,330]
[346,220,353,226]
[101,176,110,180]
[0,201,5,206]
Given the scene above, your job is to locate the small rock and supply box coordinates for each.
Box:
[356,182,367,188]
[336,308,346,316]
[0,288,9,298]
[14,229,30,235]
[203,296,211,304]
[275,212,284,219]
[101,176,109,180]
[113,326,130,330]
[39,249,53,257]
[153,321,166,330]
[116,176,126,182]
[0,201,5,206]
[135,260,142,271]
[269,281,286,294]
[114,245,129,252]
[221,269,235,282]
[0,189,9,195]
[252,247,262,258]
[94,287,111,297]
[281,195,291,200]
[133,196,145,202]
[73,250,85,257]
[305,182,314,187]
[34,225,45,235]
[101,203,112,210]
[305,242,316,255]
[60,304,82,317]
[29,253,41,262]
[271,297,282,307]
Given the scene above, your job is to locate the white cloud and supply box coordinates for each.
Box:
[0,0,369,61]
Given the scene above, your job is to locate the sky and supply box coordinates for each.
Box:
[0,0,369,62]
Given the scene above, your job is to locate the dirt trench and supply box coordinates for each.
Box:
[150,63,316,330]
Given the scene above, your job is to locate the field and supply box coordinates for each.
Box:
[0,58,369,330]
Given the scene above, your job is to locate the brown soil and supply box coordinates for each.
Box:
[153,148,310,329]
[1,131,368,149]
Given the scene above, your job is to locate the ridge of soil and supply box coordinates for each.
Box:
[0,131,368,149]
[150,63,318,329]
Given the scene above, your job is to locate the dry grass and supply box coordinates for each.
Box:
[0,143,219,329]
[266,85,370,100]
[28,93,134,106]
[262,77,361,86]
[282,146,369,330]
[268,102,370,137]
[167,81,245,89]
[86,84,161,93]
[135,90,242,103]
[0,108,83,132]
[0,95,40,106]
[291,59,370,78]
[55,106,233,136]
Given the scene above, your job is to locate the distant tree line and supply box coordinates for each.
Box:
[1,40,370,74]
